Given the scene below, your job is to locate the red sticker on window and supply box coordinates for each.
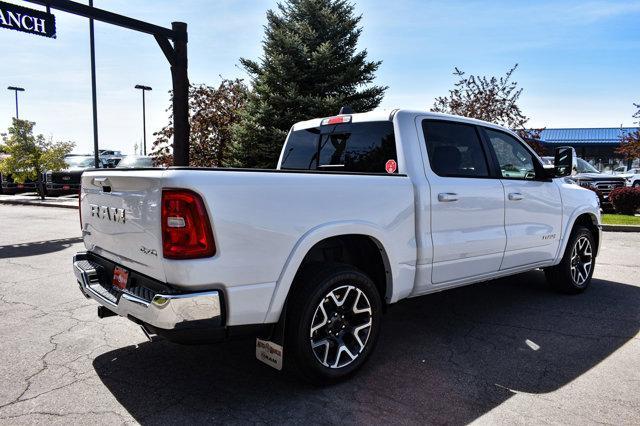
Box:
[385,159,397,174]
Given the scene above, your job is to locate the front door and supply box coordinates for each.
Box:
[421,119,507,285]
[481,127,562,269]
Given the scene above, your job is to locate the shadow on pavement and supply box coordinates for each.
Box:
[0,237,83,259]
[93,271,640,424]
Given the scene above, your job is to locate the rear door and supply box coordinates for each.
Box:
[420,119,507,285]
[80,170,166,281]
[480,128,562,269]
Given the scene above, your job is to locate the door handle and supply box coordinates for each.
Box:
[438,192,458,202]
[508,192,524,201]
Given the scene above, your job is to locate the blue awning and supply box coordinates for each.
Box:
[536,128,639,145]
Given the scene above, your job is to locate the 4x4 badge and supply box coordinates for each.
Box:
[140,246,158,257]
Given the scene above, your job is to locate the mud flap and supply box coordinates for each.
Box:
[255,304,286,370]
[256,338,283,370]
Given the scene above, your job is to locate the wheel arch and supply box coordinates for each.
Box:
[264,223,397,323]
[557,210,600,262]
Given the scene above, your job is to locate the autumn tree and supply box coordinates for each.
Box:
[229,0,387,169]
[516,127,547,156]
[0,119,74,199]
[151,79,249,167]
[615,102,640,160]
[432,64,546,155]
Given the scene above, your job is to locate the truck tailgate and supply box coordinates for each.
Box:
[80,170,166,282]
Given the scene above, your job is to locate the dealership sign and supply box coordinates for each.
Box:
[0,1,56,38]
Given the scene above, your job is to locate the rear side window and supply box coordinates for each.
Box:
[422,120,489,178]
[281,121,397,173]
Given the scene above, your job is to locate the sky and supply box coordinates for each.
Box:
[1,0,639,154]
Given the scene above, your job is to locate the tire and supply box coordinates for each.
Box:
[633,181,640,188]
[285,262,382,384]
[544,226,595,294]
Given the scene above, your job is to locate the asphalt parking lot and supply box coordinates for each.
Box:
[0,204,638,425]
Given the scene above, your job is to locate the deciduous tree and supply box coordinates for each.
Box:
[615,102,640,160]
[151,79,249,167]
[230,0,387,169]
[432,64,546,154]
[0,119,74,199]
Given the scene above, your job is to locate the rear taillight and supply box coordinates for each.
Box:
[161,189,216,259]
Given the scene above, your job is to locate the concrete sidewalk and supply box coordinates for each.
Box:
[0,193,78,209]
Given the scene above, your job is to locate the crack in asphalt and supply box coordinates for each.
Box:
[0,291,121,414]
[0,409,128,422]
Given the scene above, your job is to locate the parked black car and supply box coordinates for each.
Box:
[0,172,38,195]
[542,156,626,209]
[45,156,104,196]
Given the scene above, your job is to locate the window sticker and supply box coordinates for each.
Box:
[385,159,397,174]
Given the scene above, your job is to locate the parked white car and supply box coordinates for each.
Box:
[615,168,640,188]
[73,110,601,383]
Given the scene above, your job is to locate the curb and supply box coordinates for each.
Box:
[0,199,78,210]
[602,224,640,232]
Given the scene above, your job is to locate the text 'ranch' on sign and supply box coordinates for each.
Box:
[0,1,56,38]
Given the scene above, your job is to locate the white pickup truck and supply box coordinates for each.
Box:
[73,110,601,383]
[613,167,640,188]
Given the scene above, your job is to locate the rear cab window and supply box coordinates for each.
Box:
[280,120,397,174]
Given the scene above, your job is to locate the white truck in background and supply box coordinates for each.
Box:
[612,166,640,188]
[73,109,601,383]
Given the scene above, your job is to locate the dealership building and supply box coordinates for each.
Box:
[537,127,639,172]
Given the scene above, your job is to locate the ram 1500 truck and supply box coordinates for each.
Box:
[73,110,601,383]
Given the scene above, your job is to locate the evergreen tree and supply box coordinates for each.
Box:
[230,0,386,168]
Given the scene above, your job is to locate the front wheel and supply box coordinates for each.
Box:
[286,263,382,384]
[544,226,595,293]
[633,181,640,188]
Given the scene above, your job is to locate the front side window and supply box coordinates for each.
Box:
[281,121,397,173]
[485,129,536,180]
[422,120,489,177]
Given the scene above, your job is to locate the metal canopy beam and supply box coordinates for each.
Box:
[23,0,191,166]
[23,0,183,40]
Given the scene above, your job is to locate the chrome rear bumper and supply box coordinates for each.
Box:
[73,252,222,330]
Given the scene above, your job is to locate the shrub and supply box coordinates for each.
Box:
[609,187,640,215]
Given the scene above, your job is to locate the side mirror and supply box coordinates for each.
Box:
[554,146,577,177]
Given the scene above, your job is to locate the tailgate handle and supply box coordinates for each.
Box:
[92,177,112,192]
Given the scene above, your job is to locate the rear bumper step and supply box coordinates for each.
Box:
[73,252,222,330]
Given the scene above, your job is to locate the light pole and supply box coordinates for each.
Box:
[7,86,25,119]
[135,85,152,155]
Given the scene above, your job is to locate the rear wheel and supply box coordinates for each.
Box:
[286,263,382,384]
[633,181,640,188]
[544,226,595,294]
